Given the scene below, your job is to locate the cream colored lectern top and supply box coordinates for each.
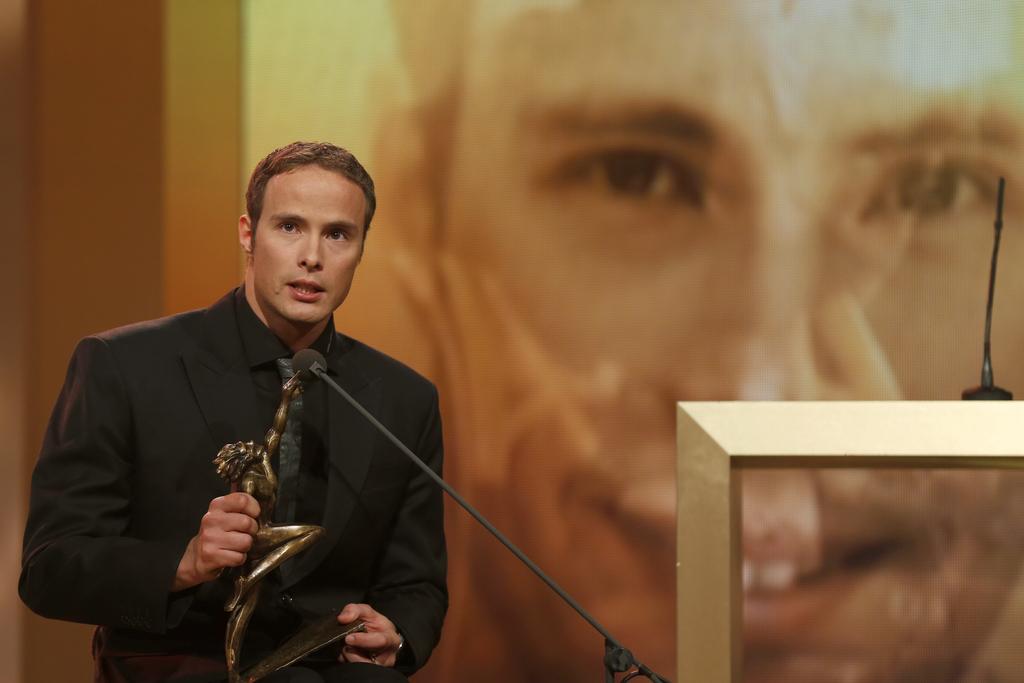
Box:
[676,401,1024,683]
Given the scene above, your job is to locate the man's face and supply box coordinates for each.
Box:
[422,0,1024,680]
[240,165,366,342]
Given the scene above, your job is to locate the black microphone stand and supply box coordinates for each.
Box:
[297,352,672,682]
[963,176,1013,400]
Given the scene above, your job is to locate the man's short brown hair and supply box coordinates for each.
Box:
[245,141,376,234]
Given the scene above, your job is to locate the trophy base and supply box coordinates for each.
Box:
[240,616,368,683]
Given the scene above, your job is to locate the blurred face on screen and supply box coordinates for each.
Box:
[394,0,1024,680]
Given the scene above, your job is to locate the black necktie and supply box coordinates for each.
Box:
[274,357,302,523]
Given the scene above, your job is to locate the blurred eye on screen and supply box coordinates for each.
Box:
[860,156,998,230]
[898,162,992,217]
[841,154,1001,268]
[551,148,707,209]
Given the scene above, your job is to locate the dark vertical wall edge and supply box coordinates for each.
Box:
[1,0,29,677]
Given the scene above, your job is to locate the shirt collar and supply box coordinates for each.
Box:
[234,287,335,368]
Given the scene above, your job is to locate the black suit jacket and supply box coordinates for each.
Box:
[20,290,447,678]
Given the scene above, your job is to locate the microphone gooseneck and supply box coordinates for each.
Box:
[962,176,1013,400]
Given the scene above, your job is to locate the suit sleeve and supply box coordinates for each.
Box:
[20,336,190,633]
[368,383,448,674]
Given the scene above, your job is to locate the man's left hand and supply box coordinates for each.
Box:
[337,603,403,667]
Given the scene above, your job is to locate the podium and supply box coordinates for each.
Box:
[676,401,1024,682]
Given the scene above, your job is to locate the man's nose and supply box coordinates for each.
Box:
[714,290,901,401]
[686,196,901,400]
[299,234,323,271]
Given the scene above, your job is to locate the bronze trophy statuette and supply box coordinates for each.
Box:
[213,367,365,683]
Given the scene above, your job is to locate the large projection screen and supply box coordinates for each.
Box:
[677,401,1024,683]
[240,4,1024,680]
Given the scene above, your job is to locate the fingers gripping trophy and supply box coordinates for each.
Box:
[213,365,365,682]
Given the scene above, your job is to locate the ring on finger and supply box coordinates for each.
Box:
[369,653,377,664]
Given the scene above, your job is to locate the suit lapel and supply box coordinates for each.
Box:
[281,337,376,588]
[181,292,267,462]
[182,352,267,451]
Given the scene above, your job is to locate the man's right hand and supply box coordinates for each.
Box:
[172,492,260,591]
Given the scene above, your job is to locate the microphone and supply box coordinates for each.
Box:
[292,350,671,683]
[962,176,1013,400]
[292,347,326,375]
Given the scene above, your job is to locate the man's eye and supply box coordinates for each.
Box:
[280,222,298,233]
[862,159,994,221]
[326,229,346,241]
[556,149,706,208]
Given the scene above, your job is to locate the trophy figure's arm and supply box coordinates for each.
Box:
[263,373,304,462]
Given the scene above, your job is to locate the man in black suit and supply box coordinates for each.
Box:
[20,142,446,682]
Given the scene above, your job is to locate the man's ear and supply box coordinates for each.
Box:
[239,214,254,255]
